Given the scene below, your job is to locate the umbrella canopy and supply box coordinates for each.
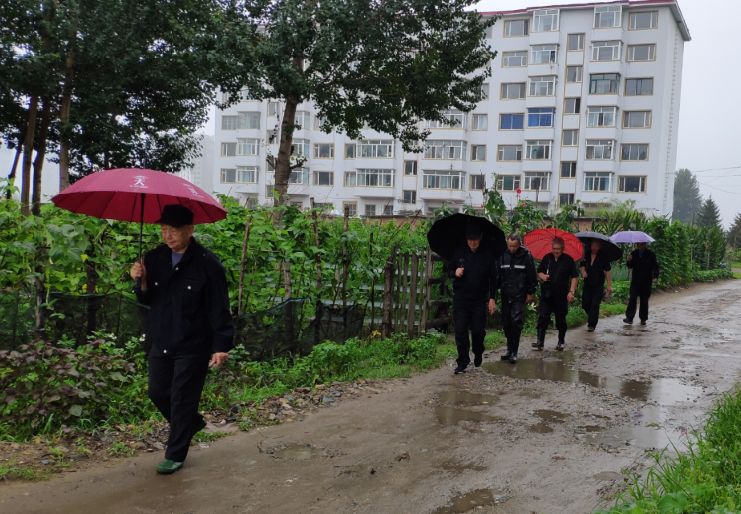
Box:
[575,231,623,262]
[427,213,506,262]
[524,228,582,261]
[610,230,655,244]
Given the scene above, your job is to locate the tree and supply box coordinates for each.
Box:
[696,197,722,229]
[227,0,495,206]
[672,168,702,224]
[727,213,741,249]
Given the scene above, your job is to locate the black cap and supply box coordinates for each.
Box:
[157,204,194,227]
[465,223,483,240]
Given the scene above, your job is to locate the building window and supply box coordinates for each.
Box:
[294,111,311,130]
[346,139,394,158]
[523,172,550,191]
[236,166,258,183]
[364,204,376,217]
[344,168,394,187]
[267,101,281,117]
[220,142,237,157]
[291,139,310,158]
[423,170,465,190]
[312,143,334,159]
[424,109,466,129]
[586,106,618,127]
[567,33,585,51]
[623,110,652,128]
[471,145,487,161]
[586,139,615,160]
[383,204,393,216]
[591,41,622,61]
[531,44,558,64]
[480,83,490,100]
[561,161,577,178]
[499,113,524,130]
[500,82,526,100]
[402,190,417,204]
[594,5,622,28]
[559,193,575,205]
[532,9,559,32]
[562,129,579,147]
[404,160,418,175]
[221,115,238,130]
[529,75,557,97]
[502,50,528,67]
[470,174,486,191]
[564,97,581,114]
[504,19,529,37]
[220,168,236,183]
[629,11,658,30]
[589,73,621,94]
[288,168,309,185]
[584,172,612,192]
[527,107,555,127]
[423,140,466,160]
[566,65,583,83]
[472,113,488,130]
[618,175,647,193]
[526,140,552,160]
[343,202,358,217]
[497,145,523,161]
[313,170,334,186]
[625,78,654,96]
[621,143,649,161]
[627,44,656,62]
[237,138,259,156]
[238,111,261,129]
[496,174,521,191]
[313,115,327,131]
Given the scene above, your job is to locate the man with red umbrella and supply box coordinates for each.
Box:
[534,237,579,351]
[130,204,234,475]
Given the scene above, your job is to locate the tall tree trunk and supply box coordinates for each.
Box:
[274,95,298,206]
[5,144,21,199]
[58,47,75,190]
[31,98,53,216]
[20,97,39,216]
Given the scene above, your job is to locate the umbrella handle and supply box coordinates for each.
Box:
[136,193,145,289]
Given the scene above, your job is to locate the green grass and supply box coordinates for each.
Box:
[0,463,49,481]
[600,388,741,513]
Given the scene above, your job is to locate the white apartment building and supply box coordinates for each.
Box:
[213,0,690,217]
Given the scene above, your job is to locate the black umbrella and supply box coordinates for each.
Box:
[427,213,506,262]
[575,231,623,262]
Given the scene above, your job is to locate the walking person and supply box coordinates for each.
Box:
[580,240,613,332]
[130,204,234,474]
[534,238,579,351]
[496,234,537,364]
[450,224,497,374]
[623,242,660,325]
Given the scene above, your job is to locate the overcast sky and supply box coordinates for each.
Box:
[472,0,741,227]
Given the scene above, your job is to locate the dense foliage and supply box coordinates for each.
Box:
[672,168,703,224]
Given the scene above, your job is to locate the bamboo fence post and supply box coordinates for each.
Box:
[381,247,396,337]
[237,216,252,318]
[407,253,419,336]
[420,249,433,332]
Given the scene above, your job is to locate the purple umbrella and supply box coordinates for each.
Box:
[610,231,655,244]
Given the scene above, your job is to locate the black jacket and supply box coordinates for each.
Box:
[496,247,537,300]
[580,252,612,290]
[135,238,234,357]
[448,245,497,303]
[539,253,578,299]
[627,249,660,287]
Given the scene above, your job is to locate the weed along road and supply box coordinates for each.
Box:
[2,281,740,514]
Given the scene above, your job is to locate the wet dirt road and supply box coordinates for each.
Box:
[2,281,740,514]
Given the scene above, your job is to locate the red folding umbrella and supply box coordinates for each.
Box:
[524,228,583,261]
[52,168,226,257]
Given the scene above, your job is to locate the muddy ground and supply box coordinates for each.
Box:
[2,281,740,514]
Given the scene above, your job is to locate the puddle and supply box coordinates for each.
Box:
[435,406,500,426]
[593,471,624,482]
[529,422,553,434]
[578,425,605,433]
[529,409,569,434]
[273,443,316,461]
[438,390,498,407]
[438,461,488,473]
[433,489,508,514]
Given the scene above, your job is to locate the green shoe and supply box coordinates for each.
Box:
[156,459,183,475]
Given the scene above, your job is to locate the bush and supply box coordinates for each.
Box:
[693,268,733,282]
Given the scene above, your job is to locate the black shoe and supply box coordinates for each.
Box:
[500,353,511,361]
[587,326,595,332]
[640,320,647,326]
[556,342,565,352]
[474,354,483,367]
[623,318,633,325]
[532,340,544,351]
[508,354,517,364]
[454,365,467,374]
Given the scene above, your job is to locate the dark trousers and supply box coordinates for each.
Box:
[626,284,651,322]
[582,285,604,328]
[453,300,486,368]
[537,297,568,343]
[148,354,210,462]
[501,296,525,356]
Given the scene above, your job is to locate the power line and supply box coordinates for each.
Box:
[681,165,741,174]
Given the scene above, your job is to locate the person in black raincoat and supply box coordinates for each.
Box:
[449,224,497,374]
[129,205,234,475]
[495,234,537,364]
[580,239,613,332]
[623,242,660,325]
[535,237,579,351]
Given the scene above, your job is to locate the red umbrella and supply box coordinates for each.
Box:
[52,168,226,256]
[524,228,583,261]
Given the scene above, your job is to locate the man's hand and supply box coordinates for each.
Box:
[581,269,588,279]
[455,267,465,278]
[605,286,613,297]
[567,291,575,304]
[130,261,147,290]
[526,294,534,304]
[488,298,496,315]
[209,352,229,368]
[627,253,633,262]
[538,273,550,282]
